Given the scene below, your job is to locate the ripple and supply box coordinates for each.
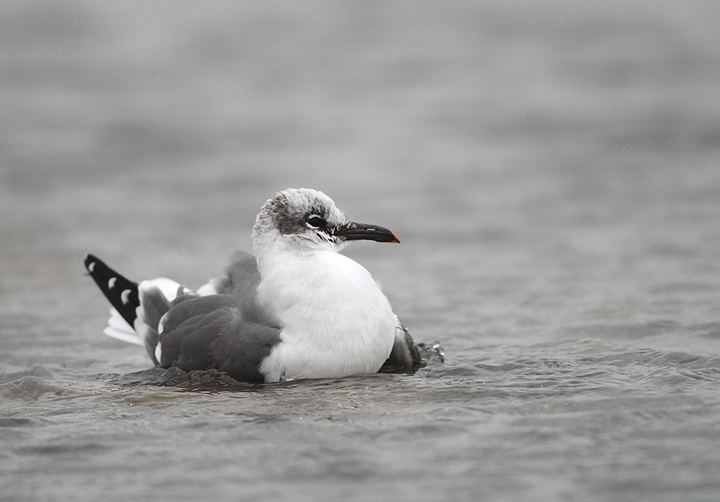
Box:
[0,366,53,385]
[0,417,41,427]
[0,376,78,403]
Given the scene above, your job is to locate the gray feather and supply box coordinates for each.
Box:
[157,255,282,382]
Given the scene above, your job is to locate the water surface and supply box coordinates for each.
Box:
[2,1,720,501]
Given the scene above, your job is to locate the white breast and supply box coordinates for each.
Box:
[258,250,397,382]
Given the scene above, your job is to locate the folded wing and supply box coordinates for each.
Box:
[159,294,282,383]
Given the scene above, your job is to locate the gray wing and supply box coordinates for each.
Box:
[158,253,282,383]
[203,251,279,326]
[209,251,259,296]
[159,294,281,383]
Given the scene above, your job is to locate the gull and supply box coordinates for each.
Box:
[84,188,420,383]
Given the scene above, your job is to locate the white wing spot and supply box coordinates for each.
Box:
[108,277,117,289]
[88,262,95,272]
[121,289,131,305]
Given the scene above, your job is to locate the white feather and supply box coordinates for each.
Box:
[196,281,218,296]
[103,308,143,345]
[258,249,396,381]
[103,277,192,352]
[138,277,190,303]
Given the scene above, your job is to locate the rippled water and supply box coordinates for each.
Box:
[2,1,720,501]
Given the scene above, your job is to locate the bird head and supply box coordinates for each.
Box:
[252,188,399,255]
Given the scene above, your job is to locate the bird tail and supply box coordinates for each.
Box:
[84,254,192,365]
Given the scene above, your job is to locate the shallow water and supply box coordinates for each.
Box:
[2,1,720,501]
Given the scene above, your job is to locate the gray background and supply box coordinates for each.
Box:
[2,1,720,501]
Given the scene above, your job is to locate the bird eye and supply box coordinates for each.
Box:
[306,215,327,228]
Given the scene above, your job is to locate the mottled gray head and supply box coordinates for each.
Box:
[252,188,399,253]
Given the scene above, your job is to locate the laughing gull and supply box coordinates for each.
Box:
[85,188,420,383]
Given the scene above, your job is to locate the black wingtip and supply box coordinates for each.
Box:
[84,254,140,328]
